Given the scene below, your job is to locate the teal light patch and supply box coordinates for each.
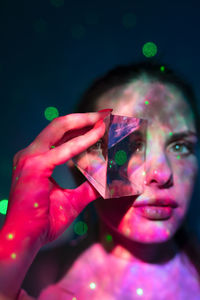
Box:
[160,65,165,72]
[142,42,157,58]
[145,100,149,105]
[122,13,137,28]
[70,24,86,39]
[74,221,88,235]
[50,0,64,7]
[115,150,127,166]
[169,132,173,136]
[0,199,8,215]
[44,106,59,121]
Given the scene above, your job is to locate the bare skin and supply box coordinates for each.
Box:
[91,78,200,297]
[55,78,200,299]
[0,110,112,299]
[1,76,199,299]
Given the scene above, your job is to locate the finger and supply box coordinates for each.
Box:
[29,110,112,153]
[45,119,106,170]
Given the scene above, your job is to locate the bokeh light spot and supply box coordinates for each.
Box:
[7,233,14,240]
[50,0,64,7]
[89,282,96,289]
[72,298,77,300]
[115,150,127,166]
[74,221,88,235]
[44,106,59,121]
[51,145,55,149]
[106,234,112,242]
[122,13,137,28]
[34,202,39,208]
[16,177,19,181]
[142,42,157,58]
[70,24,86,39]
[160,65,165,72]
[177,155,181,159]
[142,171,146,176]
[136,288,143,295]
[11,253,16,259]
[0,199,8,215]
[169,132,173,136]
[13,166,16,170]
[145,100,149,105]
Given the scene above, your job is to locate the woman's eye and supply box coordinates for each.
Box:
[129,140,145,153]
[168,142,194,155]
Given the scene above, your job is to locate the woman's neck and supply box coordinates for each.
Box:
[98,218,179,265]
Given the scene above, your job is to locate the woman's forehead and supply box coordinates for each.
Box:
[96,79,196,132]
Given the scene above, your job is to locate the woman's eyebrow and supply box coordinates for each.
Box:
[166,131,198,144]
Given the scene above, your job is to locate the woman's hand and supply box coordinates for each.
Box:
[4,110,111,247]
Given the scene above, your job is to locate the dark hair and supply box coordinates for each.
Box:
[75,60,200,282]
[75,61,200,135]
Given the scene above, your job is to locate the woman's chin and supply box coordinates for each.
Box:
[118,228,173,244]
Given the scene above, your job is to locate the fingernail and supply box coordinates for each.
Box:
[94,119,104,129]
[98,109,113,113]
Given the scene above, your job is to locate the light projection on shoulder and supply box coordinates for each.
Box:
[72,114,147,199]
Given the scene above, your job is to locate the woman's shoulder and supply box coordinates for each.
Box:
[37,243,108,299]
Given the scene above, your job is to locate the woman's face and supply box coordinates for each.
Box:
[94,77,198,243]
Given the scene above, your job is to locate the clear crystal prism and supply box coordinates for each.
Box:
[72,114,147,199]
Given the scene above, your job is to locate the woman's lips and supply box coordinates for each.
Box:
[133,205,174,220]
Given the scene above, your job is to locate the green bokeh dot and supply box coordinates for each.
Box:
[160,65,165,72]
[106,234,112,242]
[44,106,59,121]
[177,155,181,160]
[0,199,8,215]
[142,42,157,58]
[114,150,127,166]
[74,221,88,236]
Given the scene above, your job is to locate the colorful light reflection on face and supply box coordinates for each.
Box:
[94,77,198,244]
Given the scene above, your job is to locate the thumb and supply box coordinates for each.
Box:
[71,181,101,213]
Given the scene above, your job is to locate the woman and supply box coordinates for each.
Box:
[0,61,200,299]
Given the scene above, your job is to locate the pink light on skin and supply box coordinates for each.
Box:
[90,78,199,295]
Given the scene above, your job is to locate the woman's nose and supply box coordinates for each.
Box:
[144,154,173,188]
